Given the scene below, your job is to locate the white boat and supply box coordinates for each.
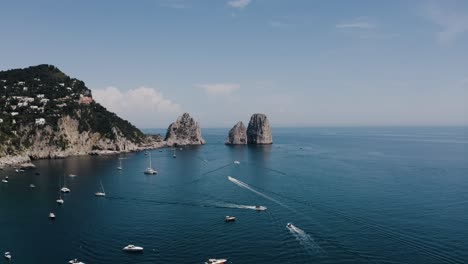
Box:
[95,180,106,197]
[286,223,292,228]
[68,259,85,264]
[61,187,70,193]
[15,169,19,173]
[1,179,7,183]
[30,184,36,188]
[172,148,176,158]
[205,259,227,264]
[56,198,64,205]
[123,245,144,252]
[234,160,240,165]
[49,212,56,219]
[224,216,236,222]
[68,174,77,177]
[255,205,267,211]
[4,252,11,260]
[143,152,157,175]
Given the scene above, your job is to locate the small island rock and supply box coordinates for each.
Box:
[165,113,205,146]
[247,113,273,144]
[225,121,247,145]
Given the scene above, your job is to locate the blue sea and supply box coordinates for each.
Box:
[1,127,467,264]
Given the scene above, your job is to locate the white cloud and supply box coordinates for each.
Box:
[196,83,240,96]
[335,17,377,29]
[93,86,182,128]
[423,3,468,45]
[227,0,251,9]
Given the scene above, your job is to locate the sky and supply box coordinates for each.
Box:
[0,0,467,128]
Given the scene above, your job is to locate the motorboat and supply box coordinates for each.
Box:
[123,245,144,252]
[95,180,106,197]
[1,179,7,183]
[205,259,227,264]
[56,198,64,205]
[15,169,19,173]
[234,160,240,165]
[4,252,11,260]
[255,205,267,211]
[61,187,71,193]
[69,259,85,264]
[68,174,77,178]
[224,216,236,222]
[19,169,25,172]
[49,212,56,219]
[117,158,123,170]
[29,184,36,188]
[287,223,292,228]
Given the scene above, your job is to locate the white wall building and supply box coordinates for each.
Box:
[35,118,46,125]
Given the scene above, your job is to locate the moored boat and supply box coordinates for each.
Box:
[49,212,56,219]
[224,216,236,222]
[205,258,227,264]
[123,245,144,252]
[4,252,11,260]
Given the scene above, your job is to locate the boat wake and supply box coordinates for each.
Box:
[227,176,290,210]
[217,203,267,211]
[287,223,322,255]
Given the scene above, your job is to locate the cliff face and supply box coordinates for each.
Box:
[225,121,247,145]
[246,113,273,144]
[165,113,205,146]
[0,64,161,166]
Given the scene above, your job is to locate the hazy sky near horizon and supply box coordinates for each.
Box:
[1,0,467,128]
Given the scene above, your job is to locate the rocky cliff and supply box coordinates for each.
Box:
[225,121,247,145]
[165,113,205,146]
[246,113,273,144]
[0,64,163,166]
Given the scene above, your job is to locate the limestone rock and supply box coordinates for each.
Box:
[226,121,247,145]
[164,113,205,146]
[247,113,273,144]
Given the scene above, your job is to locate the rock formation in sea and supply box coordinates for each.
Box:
[225,121,247,145]
[246,113,273,144]
[164,113,205,146]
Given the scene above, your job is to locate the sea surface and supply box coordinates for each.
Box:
[1,127,467,264]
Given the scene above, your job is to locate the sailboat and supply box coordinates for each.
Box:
[60,175,70,193]
[95,180,106,197]
[117,158,123,170]
[56,175,64,204]
[144,152,157,175]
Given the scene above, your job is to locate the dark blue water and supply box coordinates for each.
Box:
[1,127,467,264]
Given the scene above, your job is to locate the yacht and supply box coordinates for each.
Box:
[4,252,11,260]
[255,205,267,211]
[68,259,85,264]
[95,180,106,197]
[205,259,227,264]
[224,216,236,222]
[123,245,144,252]
[234,160,240,165]
[144,152,157,175]
[49,212,56,219]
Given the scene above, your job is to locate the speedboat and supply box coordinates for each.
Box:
[4,252,11,260]
[61,187,71,193]
[1,179,7,183]
[56,198,64,205]
[224,216,236,222]
[49,212,56,219]
[234,160,240,165]
[205,259,227,264]
[69,259,85,264]
[123,245,144,252]
[287,223,292,228]
[255,205,267,211]
[30,184,36,188]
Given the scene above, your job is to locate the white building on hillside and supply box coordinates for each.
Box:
[35,118,45,125]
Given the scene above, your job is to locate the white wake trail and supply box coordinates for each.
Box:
[227,176,290,210]
[287,224,322,255]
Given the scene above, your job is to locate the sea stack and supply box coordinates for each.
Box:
[247,113,273,144]
[164,113,205,146]
[225,121,247,145]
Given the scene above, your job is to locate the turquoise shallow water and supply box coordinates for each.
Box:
[0,127,467,264]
